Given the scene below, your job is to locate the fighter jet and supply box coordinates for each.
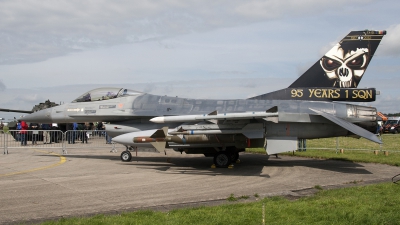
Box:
[21,30,386,167]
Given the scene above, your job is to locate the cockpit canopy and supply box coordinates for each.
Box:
[72,87,142,103]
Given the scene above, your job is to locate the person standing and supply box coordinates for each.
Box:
[81,123,88,144]
[104,122,112,144]
[20,121,28,146]
[94,122,98,136]
[77,123,83,141]
[72,122,78,144]
[66,123,72,144]
[30,123,39,145]
[42,123,51,144]
[16,121,21,141]
[105,132,112,144]
[97,122,103,136]
[51,124,59,143]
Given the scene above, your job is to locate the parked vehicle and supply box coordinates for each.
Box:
[382,117,400,134]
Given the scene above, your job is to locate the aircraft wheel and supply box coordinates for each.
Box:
[213,152,232,168]
[231,152,239,162]
[121,151,132,162]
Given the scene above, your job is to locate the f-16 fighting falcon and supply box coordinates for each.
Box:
[19,30,386,167]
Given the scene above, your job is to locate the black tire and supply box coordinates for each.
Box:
[120,151,132,162]
[395,129,399,134]
[213,152,232,168]
[231,152,239,162]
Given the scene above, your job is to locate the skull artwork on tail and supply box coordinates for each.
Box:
[320,44,369,88]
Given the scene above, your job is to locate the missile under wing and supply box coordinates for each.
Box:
[21,30,386,168]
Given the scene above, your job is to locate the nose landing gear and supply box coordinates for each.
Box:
[120,150,132,162]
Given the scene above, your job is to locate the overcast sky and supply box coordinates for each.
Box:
[1,0,400,121]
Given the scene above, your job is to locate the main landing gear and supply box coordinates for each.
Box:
[119,145,242,168]
[213,151,241,168]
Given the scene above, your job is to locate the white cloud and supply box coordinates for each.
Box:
[0,0,388,65]
[14,94,42,103]
[371,96,400,114]
[1,0,400,118]
[0,79,5,91]
[379,24,400,57]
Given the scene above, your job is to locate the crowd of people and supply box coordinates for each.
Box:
[12,121,56,146]
[10,121,112,146]
[65,122,112,144]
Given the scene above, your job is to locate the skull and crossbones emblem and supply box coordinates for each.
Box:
[320,43,369,88]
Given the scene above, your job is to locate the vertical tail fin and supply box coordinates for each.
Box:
[289,30,386,88]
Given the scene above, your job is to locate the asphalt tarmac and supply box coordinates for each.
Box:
[0,147,398,224]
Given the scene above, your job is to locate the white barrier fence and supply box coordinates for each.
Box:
[297,134,400,153]
[1,130,398,155]
[1,130,125,154]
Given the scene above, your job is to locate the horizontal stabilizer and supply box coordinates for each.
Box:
[0,108,33,113]
[310,108,382,144]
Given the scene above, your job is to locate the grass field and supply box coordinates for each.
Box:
[304,134,399,151]
[247,135,400,167]
[42,182,400,225]
[39,135,400,225]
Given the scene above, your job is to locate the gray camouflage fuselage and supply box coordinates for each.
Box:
[22,92,377,139]
[19,30,386,160]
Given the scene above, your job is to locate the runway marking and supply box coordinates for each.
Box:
[0,150,66,178]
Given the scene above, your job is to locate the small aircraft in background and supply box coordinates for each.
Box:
[19,30,386,167]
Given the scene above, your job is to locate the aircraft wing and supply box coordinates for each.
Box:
[148,107,382,145]
[310,108,382,144]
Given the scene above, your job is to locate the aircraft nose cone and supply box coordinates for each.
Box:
[22,109,52,123]
[112,133,134,145]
